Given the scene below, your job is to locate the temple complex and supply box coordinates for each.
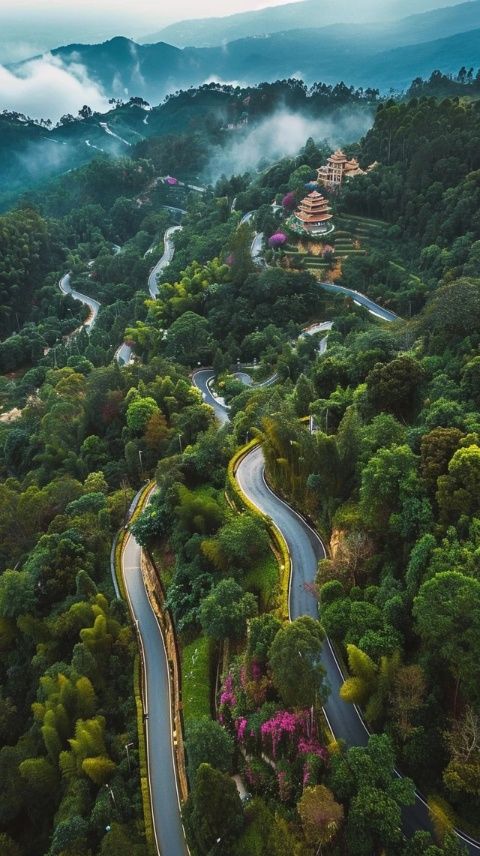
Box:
[317,149,366,190]
[292,190,334,235]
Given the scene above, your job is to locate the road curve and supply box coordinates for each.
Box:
[148,226,183,298]
[115,341,134,366]
[193,367,480,854]
[236,444,369,746]
[192,373,369,746]
[115,222,184,364]
[320,281,399,322]
[122,513,188,856]
[192,369,230,425]
[59,272,101,334]
[251,232,265,266]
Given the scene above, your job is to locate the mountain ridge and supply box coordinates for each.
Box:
[143,0,470,47]
[19,11,480,105]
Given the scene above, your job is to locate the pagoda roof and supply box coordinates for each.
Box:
[296,210,333,223]
[304,190,326,200]
[328,149,348,164]
[298,191,330,207]
[295,191,333,222]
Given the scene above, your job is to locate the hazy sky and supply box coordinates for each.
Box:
[0,0,303,61]
[2,0,301,24]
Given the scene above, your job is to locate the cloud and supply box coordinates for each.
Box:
[0,54,110,121]
[0,42,45,64]
[206,107,374,181]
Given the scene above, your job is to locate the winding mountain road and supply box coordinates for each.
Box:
[58,272,101,334]
[148,226,183,298]
[319,282,399,322]
[117,222,183,362]
[122,515,188,856]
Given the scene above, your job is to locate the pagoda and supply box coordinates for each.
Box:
[317,150,365,190]
[293,190,334,235]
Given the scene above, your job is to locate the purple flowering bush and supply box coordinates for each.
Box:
[268,232,288,249]
[218,660,328,804]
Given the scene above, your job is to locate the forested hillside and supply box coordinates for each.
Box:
[0,80,375,207]
[0,84,480,856]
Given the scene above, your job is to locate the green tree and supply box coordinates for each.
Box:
[247,614,282,664]
[420,278,480,345]
[413,571,480,708]
[268,616,328,708]
[185,716,235,777]
[330,734,415,856]
[199,578,257,641]
[204,512,269,572]
[360,444,417,530]
[166,311,212,365]
[437,444,480,522]
[184,763,244,855]
[366,355,424,420]
[49,815,89,855]
[420,427,464,495]
[0,570,35,618]
[126,396,160,434]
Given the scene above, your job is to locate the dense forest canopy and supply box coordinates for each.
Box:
[0,74,480,856]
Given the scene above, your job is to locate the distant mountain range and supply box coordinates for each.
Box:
[143,0,466,48]
[17,2,479,105]
[3,0,480,203]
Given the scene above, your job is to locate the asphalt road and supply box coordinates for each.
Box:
[122,519,188,856]
[148,226,183,298]
[115,341,133,365]
[236,444,369,746]
[251,231,265,266]
[58,272,101,334]
[320,281,399,322]
[192,369,230,425]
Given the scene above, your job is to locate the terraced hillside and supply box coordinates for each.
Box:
[283,213,390,275]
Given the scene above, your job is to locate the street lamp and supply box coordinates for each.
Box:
[178,433,183,453]
[138,449,144,479]
[125,741,134,773]
[105,783,117,809]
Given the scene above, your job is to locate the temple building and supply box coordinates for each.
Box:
[317,150,366,190]
[293,190,334,235]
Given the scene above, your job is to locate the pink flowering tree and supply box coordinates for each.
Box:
[268,232,287,249]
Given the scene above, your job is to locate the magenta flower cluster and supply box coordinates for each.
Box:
[220,673,236,707]
[298,737,327,759]
[235,717,248,741]
[260,710,299,758]
[268,232,287,248]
